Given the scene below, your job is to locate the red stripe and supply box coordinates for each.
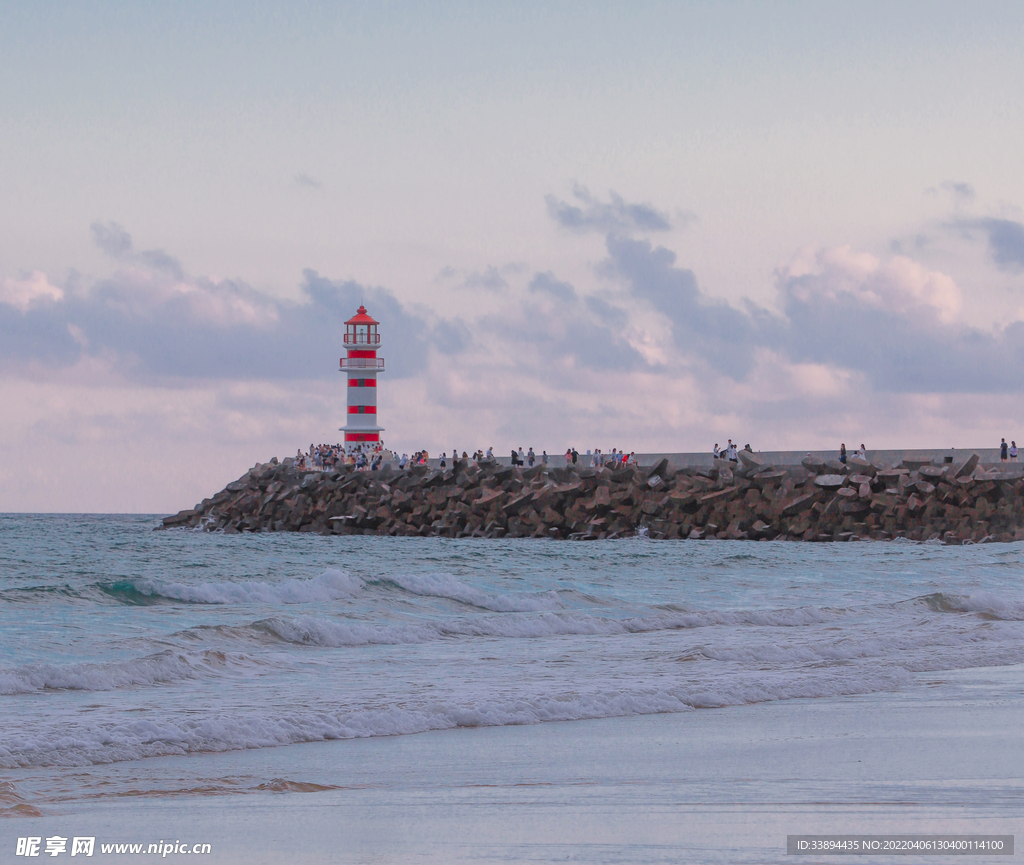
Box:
[347,379,377,386]
[347,406,377,414]
[348,350,377,359]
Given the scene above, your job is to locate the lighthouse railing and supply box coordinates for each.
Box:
[343,333,381,346]
[340,358,386,370]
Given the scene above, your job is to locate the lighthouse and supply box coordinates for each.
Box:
[339,305,385,450]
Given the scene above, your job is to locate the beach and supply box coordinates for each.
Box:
[3,516,1023,862]
[6,665,1023,863]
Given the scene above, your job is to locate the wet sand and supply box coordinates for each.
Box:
[5,664,1023,864]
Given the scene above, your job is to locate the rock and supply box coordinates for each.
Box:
[166,449,1024,544]
[877,469,909,484]
[801,456,825,473]
[701,488,738,505]
[738,450,765,470]
[161,509,196,527]
[647,458,670,479]
[813,474,847,490]
[846,456,876,475]
[954,453,980,479]
[752,470,787,488]
[502,491,535,516]
[839,500,870,515]
[781,492,817,516]
[824,459,849,475]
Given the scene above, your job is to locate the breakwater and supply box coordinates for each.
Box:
[160,450,1024,543]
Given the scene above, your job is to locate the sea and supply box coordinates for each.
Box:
[2,514,1023,863]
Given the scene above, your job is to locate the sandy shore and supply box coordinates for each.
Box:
[6,664,1023,864]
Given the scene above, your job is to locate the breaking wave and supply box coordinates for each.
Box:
[0,649,266,695]
[0,665,914,769]
[382,572,562,612]
[99,569,364,605]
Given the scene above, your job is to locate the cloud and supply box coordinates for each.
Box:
[601,234,761,379]
[461,266,509,292]
[0,245,433,383]
[935,180,976,204]
[90,220,184,279]
[0,271,64,311]
[295,173,324,189]
[478,270,646,374]
[594,232,1024,394]
[780,246,962,323]
[973,218,1024,270]
[431,319,473,355]
[545,184,672,234]
[90,221,133,258]
[11,204,1024,512]
[529,272,576,302]
[775,247,1024,393]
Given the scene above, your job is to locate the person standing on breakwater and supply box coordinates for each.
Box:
[713,443,720,460]
[542,450,549,465]
[1001,438,1009,462]
[572,448,579,465]
[858,444,867,459]
[840,443,847,464]
[527,447,536,467]
[1012,442,1018,462]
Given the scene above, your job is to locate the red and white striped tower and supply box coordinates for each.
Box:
[339,305,385,450]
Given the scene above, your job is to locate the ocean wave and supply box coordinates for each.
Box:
[99,569,364,606]
[918,592,1024,620]
[242,604,847,650]
[381,572,563,612]
[0,649,265,695]
[0,665,915,769]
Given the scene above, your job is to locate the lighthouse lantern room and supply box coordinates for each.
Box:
[339,305,384,450]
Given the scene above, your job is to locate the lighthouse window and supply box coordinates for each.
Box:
[358,379,365,387]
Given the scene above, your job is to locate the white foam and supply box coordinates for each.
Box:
[386,572,562,612]
[948,592,1024,620]
[0,665,917,769]
[0,649,263,695]
[128,569,364,605]
[254,615,436,647]
[249,605,846,649]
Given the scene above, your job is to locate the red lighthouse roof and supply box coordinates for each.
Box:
[345,305,379,326]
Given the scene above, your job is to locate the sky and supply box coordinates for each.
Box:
[3,1,1024,512]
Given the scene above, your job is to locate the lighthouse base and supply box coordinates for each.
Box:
[344,432,380,444]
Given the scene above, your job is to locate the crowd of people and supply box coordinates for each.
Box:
[295,442,388,472]
[711,440,754,463]
[295,441,642,473]
[300,437,1024,474]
